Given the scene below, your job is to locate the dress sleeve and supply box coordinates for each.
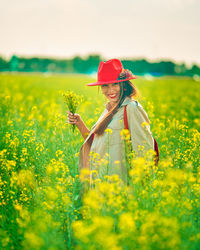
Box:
[126,101,154,156]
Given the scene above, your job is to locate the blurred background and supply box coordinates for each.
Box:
[0,0,200,76]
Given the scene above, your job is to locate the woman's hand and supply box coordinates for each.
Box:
[67,111,81,125]
[67,111,90,139]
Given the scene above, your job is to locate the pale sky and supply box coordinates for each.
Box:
[0,0,200,66]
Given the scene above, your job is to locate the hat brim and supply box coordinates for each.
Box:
[87,75,137,86]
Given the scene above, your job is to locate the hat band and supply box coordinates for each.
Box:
[117,69,134,81]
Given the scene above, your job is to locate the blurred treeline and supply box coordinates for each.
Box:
[0,54,200,76]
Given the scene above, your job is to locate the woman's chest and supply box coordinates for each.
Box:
[107,108,124,130]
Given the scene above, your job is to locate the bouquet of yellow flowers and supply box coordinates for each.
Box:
[63,91,82,132]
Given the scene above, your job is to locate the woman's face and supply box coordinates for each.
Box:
[101,82,120,104]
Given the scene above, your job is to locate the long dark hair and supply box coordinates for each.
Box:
[93,80,138,135]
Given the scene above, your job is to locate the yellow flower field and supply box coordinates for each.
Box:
[0,73,199,249]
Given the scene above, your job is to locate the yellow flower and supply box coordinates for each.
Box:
[79,168,90,182]
[45,187,58,201]
[63,90,83,132]
[75,152,79,157]
[141,121,149,128]
[105,128,113,134]
[120,129,130,140]
[56,149,64,158]
[22,148,28,155]
[32,105,37,112]
[24,232,44,248]
[17,170,35,188]
[119,212,136,232]
[5,95,10,101]
[7,120,13,126]
[14,204,23,211]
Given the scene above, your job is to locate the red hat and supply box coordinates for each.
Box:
[87,59,137,86]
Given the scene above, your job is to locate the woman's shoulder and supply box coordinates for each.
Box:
[126,98,141,110]
[126,98,150,122]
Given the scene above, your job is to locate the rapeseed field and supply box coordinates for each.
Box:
[0,73,199,249]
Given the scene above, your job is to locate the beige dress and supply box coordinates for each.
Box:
[79,97,154,184]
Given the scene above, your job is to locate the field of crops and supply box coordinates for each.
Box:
[0,73,200,249]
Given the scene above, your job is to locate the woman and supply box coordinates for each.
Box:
[67,59,156,184]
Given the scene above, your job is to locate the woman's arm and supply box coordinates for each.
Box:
[67,111,90,139]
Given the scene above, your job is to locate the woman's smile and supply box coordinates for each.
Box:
[107,93,119,101]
